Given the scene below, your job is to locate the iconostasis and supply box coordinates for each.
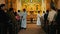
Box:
[21,0,46,16]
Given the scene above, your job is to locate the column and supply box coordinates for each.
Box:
[17,0,22,11]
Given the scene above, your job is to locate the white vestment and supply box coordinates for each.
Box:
[21,11,27,28]
[17,12,22,17]
[17,12,22,19]
[37,13,41,25]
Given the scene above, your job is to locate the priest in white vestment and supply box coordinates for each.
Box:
[37,11,41,26]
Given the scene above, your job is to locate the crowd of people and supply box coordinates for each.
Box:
[41,5,60,34]
[0,3,60,34]
[0,4,27,34]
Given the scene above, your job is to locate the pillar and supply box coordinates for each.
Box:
[17,0,22,11]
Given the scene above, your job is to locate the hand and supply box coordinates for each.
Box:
[23,19,25,20]
[21,16,23,18]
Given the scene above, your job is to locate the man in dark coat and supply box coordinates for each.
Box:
[0,4,9,34]
[44,10,49,32]
[55,10,60,34]
[6,8,18,34]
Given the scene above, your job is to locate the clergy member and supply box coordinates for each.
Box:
[21,9,27,29]
[37,11,41,26]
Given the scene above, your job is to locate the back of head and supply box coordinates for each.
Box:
[0,4,5,9]
[43,11,45,13]
[18,10,20,12]
[38,11,40,13]
[23,9,26,11]
[46,10,49,13]
[0,4,5,8]
[0,4,5,7]
[9,8,13,11]
[51,6,56,11]
[14,12,17,16]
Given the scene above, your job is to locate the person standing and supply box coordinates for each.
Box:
[55,0,60,34]
[37,11,41,26]
[47,7,57,34]
[42,11,45,17]
[17,10,22,30]
[21,9,27,29]
[44,10,49,33]
[17,10,22,22]
[0,4,9,34]
[7,8,18,34]
[41,11,45,25]
[44,10,49,26]
[55,10,60,34]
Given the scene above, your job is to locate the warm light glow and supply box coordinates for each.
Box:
[17,0,47,15]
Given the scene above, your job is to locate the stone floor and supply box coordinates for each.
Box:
[18,24,46,34]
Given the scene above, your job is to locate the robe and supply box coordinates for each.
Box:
[17,12,22,20]
[37,13,41,25]
[21,11,27,28]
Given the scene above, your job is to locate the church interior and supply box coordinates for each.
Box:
[0,0,58,22]
[0,0,60,34]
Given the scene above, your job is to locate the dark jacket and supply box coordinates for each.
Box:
[6,10,17,25]
[0,9,9,24]
[56,10,60,26]
[44,13,49,21]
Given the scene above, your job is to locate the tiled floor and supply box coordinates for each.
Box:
[18,24,46,34]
